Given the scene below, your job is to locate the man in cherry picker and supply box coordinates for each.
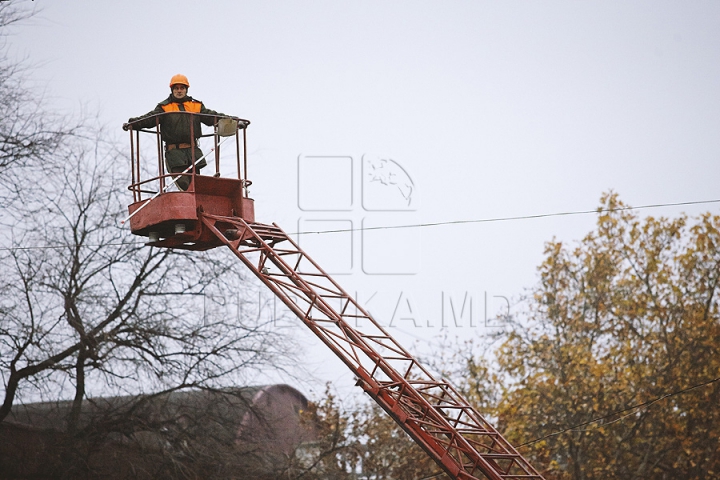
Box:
[123,74,225,191]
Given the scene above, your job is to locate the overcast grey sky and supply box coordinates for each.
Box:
[10,0,720,397]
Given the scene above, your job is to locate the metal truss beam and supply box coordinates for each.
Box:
[200,214,545,480]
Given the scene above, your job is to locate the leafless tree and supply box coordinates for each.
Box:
[0,1,81,206]
[0,4,309,477]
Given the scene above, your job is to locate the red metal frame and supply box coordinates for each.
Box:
[198,214,545,480]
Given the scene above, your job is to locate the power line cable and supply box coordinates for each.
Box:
[293,198,720,236]
[1,198,719,252]
[0,241,145,252]
[517,374,720,448]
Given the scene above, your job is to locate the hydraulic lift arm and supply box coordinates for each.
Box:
[200,214,545,480]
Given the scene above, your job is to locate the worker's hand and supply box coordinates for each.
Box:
[122,123,130,131]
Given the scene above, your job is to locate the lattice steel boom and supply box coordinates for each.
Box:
[200,214,545,480]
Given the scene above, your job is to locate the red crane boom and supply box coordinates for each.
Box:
[201,215,544,480]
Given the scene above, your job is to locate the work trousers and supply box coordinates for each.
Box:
[165,146,206,191]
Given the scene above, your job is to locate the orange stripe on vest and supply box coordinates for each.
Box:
[161,101,202,113]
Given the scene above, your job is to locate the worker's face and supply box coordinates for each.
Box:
[172,84,188,99]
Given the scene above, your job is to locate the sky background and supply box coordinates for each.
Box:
[9,0,720,402]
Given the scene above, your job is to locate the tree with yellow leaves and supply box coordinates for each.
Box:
[491,193,720,479]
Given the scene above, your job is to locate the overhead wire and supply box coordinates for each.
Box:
[292,198,720,236]
[2,198,718,253]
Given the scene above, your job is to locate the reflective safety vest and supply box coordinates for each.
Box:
[160,101,202,113]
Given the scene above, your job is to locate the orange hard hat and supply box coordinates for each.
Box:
[169,74,190,88]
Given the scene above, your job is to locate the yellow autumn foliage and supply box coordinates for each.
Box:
[486,193,720,479]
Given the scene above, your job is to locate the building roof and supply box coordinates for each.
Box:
[0,384,318,479]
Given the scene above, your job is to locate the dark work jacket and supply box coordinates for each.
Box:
[129,95,222,145]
